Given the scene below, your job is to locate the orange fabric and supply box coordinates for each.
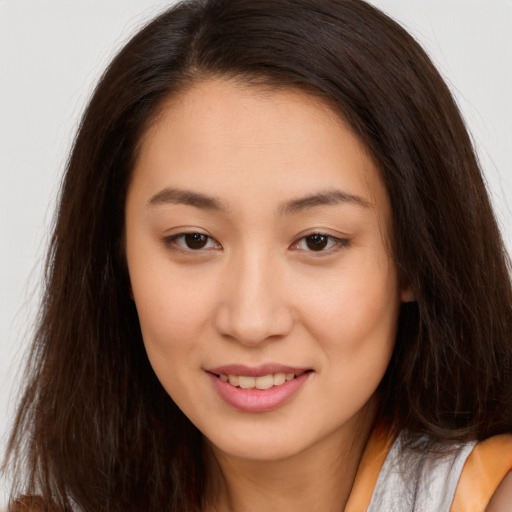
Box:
[344,422,395,512]
[450,434,512,512]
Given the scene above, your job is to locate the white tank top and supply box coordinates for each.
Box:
[367,433,477,511]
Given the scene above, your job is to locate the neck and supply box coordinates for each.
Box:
[203,406,376,512]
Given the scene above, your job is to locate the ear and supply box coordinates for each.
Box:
[400,281,415,303]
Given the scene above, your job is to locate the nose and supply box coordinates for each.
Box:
[213,250,294,346]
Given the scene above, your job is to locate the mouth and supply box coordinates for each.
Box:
[206,365,313,412]
[211,370,312,390]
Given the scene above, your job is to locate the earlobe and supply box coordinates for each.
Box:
[400,283,415,303]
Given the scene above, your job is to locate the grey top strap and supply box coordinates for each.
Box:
[367,434,477,512]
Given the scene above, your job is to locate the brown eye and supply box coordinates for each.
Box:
[165,232,220,252]
[184,233,208,249]
[292,233,349,254]
[305,234,329,251]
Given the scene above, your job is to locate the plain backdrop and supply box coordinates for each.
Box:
[1,0,511,505]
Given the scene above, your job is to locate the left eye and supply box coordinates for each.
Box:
[293,234,347,252]
[166,233,220,251]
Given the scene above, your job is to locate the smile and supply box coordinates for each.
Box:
[206,366,313,412]
[218,372,300,390]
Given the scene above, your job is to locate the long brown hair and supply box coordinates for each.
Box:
[4,0,512,510]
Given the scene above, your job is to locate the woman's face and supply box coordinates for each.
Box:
[125,79,407,461]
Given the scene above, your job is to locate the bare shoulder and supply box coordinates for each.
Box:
[486,472,512,512]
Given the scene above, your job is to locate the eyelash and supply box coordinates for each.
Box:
[163,232,349,254]
[164,233,221,252]
[291,233,350,253]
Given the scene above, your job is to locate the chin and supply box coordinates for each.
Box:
[206,433,308,462]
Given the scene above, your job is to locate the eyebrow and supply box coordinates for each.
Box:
[147,187,370,214]
[147,188,227,211]
[279,189,371,215]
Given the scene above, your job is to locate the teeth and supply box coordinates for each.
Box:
[273,373,286,386]
[238,376,255,389]
[219,372,300,389]
[255,374,274,390]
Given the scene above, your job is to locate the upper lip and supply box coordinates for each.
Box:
[206,364,312,377]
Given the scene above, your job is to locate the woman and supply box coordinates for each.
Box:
[4,0,512,510]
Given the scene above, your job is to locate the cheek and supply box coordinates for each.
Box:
[296,254,400,401]
[299,256,400,347]
[127,258,214,386]
[133,276,211,351]
[315,270,399,419]
[132,284,208,409]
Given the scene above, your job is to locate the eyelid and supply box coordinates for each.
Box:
[290,232,350,253]
[163,231,222,252]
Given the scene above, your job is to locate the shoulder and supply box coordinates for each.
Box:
[365,431,476,511]
[366,429,512,512]
[453,433,512,512]
[486,471,512,512]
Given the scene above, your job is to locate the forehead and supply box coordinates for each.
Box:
[130,78,390,223]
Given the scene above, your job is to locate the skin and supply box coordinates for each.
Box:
[125,78,411,511]
[486,472,512,512]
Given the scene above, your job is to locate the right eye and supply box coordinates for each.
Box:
[164,232,221,252]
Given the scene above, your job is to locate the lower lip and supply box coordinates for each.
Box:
[208,372,311,412]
